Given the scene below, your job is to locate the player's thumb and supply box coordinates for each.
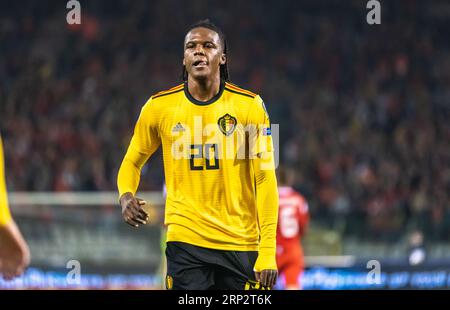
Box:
[136,198,147,206]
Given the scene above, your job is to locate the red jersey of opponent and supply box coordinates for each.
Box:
[276,186,309,288]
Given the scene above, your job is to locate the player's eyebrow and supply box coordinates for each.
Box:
[185,39,217,46]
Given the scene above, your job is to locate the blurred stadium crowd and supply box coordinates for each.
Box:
[0,0,449,242]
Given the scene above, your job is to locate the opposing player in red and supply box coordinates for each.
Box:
[276,167,309,290]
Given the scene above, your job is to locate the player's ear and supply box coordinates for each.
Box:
[183,58,186,66]
[220,53,226,65]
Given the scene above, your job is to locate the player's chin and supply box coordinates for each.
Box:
[189,69,210,80]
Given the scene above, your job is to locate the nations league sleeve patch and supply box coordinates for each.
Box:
[262,126,271,136]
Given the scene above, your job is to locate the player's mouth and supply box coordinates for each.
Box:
[192,60,208,68]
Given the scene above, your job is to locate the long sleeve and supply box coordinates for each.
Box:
[252,152,279,271]
[117,146,151,197]
[0,136,12,227]
[248,95,279,271]
[117,99,161,197]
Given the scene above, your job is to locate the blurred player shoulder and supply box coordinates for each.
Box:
[279,186,309,213]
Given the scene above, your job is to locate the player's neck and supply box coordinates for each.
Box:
[187,75,221,102]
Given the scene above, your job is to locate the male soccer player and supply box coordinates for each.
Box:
[275,167,309,289]
[117,20,279,289]
[0,135,30,280]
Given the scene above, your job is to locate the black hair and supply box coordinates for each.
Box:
[182,19,229,82]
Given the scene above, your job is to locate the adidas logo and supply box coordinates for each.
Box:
[172,122,185,132]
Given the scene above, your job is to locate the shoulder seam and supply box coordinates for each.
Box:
[152,84,183,95]
[225,82,257,97]
[151,85,184,99]
[224,87,255,99]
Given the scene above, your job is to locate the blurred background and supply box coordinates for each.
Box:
[0,0,449,289]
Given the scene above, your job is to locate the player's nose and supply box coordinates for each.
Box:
[194,52,204,57]
[193,47,206,56]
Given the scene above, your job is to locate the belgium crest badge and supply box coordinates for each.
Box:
[217,113,237,136]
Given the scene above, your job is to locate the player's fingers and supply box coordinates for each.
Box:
[127,215,141,226]
[129,206,147,222]
[133,216,147,225]
[135,207,149,221]
[130,208,140,219]
[268,270,277,288]
[254,271,261,282]
[260,270,268,287]
[133,206,148,221]
[138,207,149,219]
[263,271,270,288]
[122,208,135,221]
[136,198,147,206]
[135,199,149,217]
[126,211,146,225]
[261,270,275,288]
[122,199,137,216]
[125,216,140,228]
[264,270,272,288]
[272,271,278,287]
[125,221,139,228]
[128,202,144,219]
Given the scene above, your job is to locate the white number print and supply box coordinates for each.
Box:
[279,206,298,238]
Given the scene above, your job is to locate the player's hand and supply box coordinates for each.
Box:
[255,269,278,289]
[119,192,149,228]
[0,221,31,280]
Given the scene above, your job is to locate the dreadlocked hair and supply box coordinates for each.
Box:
[181,19,229,82]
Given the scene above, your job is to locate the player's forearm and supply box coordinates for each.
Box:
[0,205,12,227]
[256,168,278,255]
[0,140,12,227]
[253,152,279,270]
[0,189,12,227]
[117,146,150,197]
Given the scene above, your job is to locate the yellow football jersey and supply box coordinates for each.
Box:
[0,136,12,226]
[118,81,278,255]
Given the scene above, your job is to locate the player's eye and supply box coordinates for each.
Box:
[205,43,214,48]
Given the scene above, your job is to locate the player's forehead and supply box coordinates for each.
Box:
[184,27,221,45]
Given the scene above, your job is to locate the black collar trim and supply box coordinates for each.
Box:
[184,80,225,106]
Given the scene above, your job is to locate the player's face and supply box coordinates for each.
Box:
[183,27,226,81]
